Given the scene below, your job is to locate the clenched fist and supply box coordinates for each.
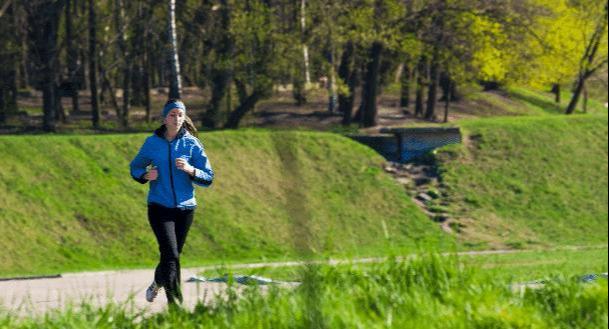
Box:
[145,166,158,181]
[176,158,195,176]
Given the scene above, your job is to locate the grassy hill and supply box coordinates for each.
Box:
[436,114,608,248]
[0,130,444,276]
[1,109,607,277]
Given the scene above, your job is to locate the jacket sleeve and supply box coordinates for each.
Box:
[190,139,214,187]
[130,138,152,184]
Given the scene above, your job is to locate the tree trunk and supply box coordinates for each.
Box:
[122,66,131,127]
[424,0,445,121]
[1,2,18,120]
[0,70,17,124]
[130,2,149,107]
[567,73,587,114]
[327,49,337,113]
[293,0,310,105]
[425,59,439,120]
[301,0,310,85]
[359,41,383,127]
[203,0,233,128]
[551,83,561,104]
[292,77,306,106]
[205,72,232,128]
[114,0,130,127]
[400,63,411,109]
[143,14,152,122]
[168,0,182,99]
[88,0,99,128]
[443,79,451,123]
[224,80,262,129]
[65,0,79,115]
[338,41,357,125]
[101,71,121,117]
[0,87,5,124]
[566,2,607,114]
[26,1,64,132]
[440,72,459,101]
[13,4,29,89]
[415,57,426,117]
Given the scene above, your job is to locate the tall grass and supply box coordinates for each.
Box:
[2,254,606,328]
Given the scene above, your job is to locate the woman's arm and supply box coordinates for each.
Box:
[130,138,152,184]
[189,140,214,187]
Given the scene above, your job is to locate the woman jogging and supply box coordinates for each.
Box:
[130,99,214,304]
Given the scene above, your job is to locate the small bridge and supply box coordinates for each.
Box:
[349,127,462,162]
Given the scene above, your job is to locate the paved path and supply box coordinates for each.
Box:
[0,246,605,317]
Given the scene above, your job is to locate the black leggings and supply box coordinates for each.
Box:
[148,203,194,304]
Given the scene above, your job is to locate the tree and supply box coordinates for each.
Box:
[300,0,311,86]
[88,0,100,128]
[337,41,359,125]
[0,1,19,124]
[424,0,446,121]
[65,0,80,114]
[357,0,404,127]
[24,0,65,132]
[201,0,234,129]
[224,0,288,128]
[168,0,182,100]
[566,1,608,114]
[306,0,367,125]
[292,0,310,106]
[114,0,131,127]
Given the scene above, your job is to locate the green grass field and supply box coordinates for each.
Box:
[0,113,607,277]
[436,114,608,248]
[0,130,444,277]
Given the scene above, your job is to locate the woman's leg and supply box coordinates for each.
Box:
[170,209,194,302]
[148,204,180,303]
[175,209,194,254]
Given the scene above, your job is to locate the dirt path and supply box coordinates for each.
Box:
[1,246,605,317]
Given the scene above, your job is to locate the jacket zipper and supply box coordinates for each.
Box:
[167,140,178,207]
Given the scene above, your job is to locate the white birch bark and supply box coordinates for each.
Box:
[168,0,182,99]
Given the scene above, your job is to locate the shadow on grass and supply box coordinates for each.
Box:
[508,89,564,115]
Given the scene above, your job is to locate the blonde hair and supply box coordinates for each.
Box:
[183,115,199,137]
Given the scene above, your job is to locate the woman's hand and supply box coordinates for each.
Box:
[145,167,158,181]
[176,158,195,176]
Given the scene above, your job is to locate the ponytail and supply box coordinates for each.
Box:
[183,115,199,137]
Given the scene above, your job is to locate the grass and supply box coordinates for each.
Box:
[506,87,607,115]
[196,247,608,284]
[0,130,445,277]
[1,253,606,328]
[436,114,608,248]
[1,110,607,277]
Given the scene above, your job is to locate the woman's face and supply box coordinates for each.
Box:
[164,108,185,130]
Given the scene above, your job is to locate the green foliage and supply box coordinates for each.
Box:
[508,0,608,90]
[230,0,285,94]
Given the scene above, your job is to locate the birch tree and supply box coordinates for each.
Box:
[168,0,182,100]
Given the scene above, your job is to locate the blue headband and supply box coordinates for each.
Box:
[162,100,186,118]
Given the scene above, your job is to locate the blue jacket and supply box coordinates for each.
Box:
[130,126,214,209]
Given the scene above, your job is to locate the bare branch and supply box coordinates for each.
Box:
[0,0,12,18]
